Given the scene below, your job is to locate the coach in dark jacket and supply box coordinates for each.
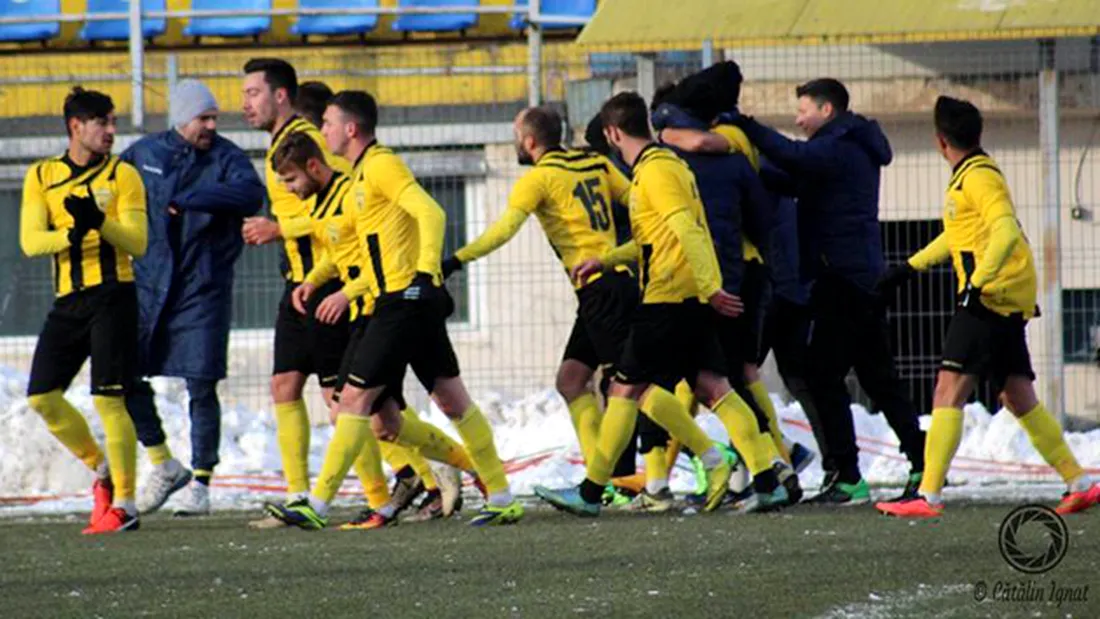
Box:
[731,78,925,504]
[122,80,264,516]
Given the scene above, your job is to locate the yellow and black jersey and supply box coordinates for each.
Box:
[943,151,1037,317]
[712,123,764,263]
[353,142,446,296]
[310,172,373,321]
[509,148,632,280]
[265,115,352,283]
[629,145,713,304]
[21,154,146,297]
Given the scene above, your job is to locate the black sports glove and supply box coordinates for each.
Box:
[876,263,916,296]
[442,256,463,280]
[959,281,983,312]
[64,193,105,230]
[403,271,452,318]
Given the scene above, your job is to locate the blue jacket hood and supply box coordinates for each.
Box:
[817,112,893,167]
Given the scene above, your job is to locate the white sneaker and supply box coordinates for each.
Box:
[137,459,192,514]
[173,482,211,517]
[433,463,463,517]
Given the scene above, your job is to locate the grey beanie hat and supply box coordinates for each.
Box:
[171,79,218,128]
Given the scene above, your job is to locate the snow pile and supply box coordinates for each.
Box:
[3,367,1100,515]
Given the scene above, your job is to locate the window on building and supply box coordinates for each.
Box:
[1064,289,1100,364]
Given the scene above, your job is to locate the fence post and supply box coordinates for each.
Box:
[1038,38,1065,422]
[526,0,542,106]
[166,54,179,126]
[128,0,145,132]
[636,53,656,104]
[701,39,714,68]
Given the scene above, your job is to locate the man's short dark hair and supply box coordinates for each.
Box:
[295,81,333,128]
[583,113,610,156]
[796,78,849,112]
[328,90,379,137]
[934,96,983,151]
[244,58,298,103]
[600,91,651,139]
[651,82,676,110]
[270,131,324,172]
[63,86,113,135]
[520,106,563,148]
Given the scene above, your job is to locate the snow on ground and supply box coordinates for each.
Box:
[2,366,1099,517]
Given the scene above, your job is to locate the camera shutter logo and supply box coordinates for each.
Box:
[998,505,1068,574]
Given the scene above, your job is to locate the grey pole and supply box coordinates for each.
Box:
[1038,39,1065,422]
[636,53,656,104]
[526,0,542,107]
[166,54,179,128]
[702,39,714,68]
[128,0,145,132]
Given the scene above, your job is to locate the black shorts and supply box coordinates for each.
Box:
[28,282,138,397]
[343,295,460,394]
[713,314,754,373]
[273,280,350,387]
[334,317,406,412]
[941,305,1035,390]
[615,301,727,392]
[562,270,638,373]
[740,260,771,367]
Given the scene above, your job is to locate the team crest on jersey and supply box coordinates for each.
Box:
[93,188,112,212]
[355,187,366,208]
[944,196,957,220]
[327,223,340,244]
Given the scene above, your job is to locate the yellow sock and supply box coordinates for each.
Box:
[748,380,790,463]
[567,392,601,465]
[1018,403,1085,485]
[27,390,103,472]
[674,380,697,417]
[586,396,638,486]
[917,407,963,498]
[639,387,713,457]
[273,400,311,495]
[644,447,670,488]
[353,433,389,509]
[94,395,138,502]
[147,443,173,466]
[406,450,439,491]
[665,439,681,471]
[380,441,438,491]
[453,405,510,496]
[710,391,772,475]
[315,414,373,504]
[396,409,475,471]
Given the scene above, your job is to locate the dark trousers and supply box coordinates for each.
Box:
[805,277,925,482]
[127,378,222,472]
[761,297,828,465]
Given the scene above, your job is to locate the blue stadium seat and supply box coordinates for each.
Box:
[0,0,60,43]
[510,1,595,31]
[80,0,168,42]
[184,0,272,39]
[292,0,378,38]
[392,0,477,33]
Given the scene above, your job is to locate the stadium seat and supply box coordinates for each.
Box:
[510,1,595,31]
[292,0,379,38]
[392,0,477,34]
[184,0,272,39]
[80,0,168,43]
[0,0,60,43]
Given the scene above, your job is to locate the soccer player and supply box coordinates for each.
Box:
[876,97,1100,518]
[294,81,334,129]
[238,58,354,528]
[273,129,466,528]
[20,87,147,534]
[265,90,522,529]
[535,92,787,517]
[441,106,637,480]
